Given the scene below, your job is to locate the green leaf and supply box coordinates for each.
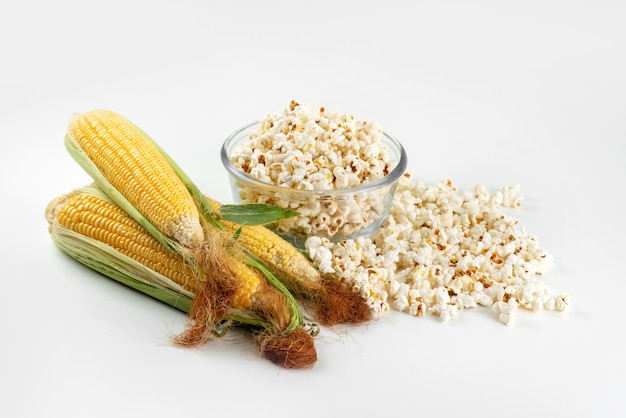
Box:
[220,204,299,226]
[233,225,243,241]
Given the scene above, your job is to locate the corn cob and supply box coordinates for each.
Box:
[206,198,323,289]
[66,109,204,250]
[207,197,372,326]
[65,110,237,347]
[46,186,315,368]
[47,186,289,325]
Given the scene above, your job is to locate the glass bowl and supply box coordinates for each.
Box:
[220,121,408,248]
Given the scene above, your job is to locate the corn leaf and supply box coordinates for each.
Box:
[219,204,299,226]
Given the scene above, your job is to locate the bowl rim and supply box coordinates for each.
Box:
[220,120,408,197]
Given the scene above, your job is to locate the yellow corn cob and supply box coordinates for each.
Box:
[205,198,322,291]
[66,110,204,249]
[206,197,372,326]
[48,188,289,325]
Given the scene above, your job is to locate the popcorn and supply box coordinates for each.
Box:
[306,173,570,325]
[492,300,518,326]
[230,100,397,240]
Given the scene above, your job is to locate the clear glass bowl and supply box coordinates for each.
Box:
[220,121,408,248]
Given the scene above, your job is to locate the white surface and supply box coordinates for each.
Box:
[1,1,624,417]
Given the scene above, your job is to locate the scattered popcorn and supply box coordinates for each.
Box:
[554,293,571,311]
[305,173,570,325]
[492,300,519,326]
[230,100,400,240]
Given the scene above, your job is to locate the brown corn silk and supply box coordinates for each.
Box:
[256,329,317,369]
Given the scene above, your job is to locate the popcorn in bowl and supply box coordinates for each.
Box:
[221,100,408,247]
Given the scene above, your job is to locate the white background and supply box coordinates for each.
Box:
[1,1,624,417]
